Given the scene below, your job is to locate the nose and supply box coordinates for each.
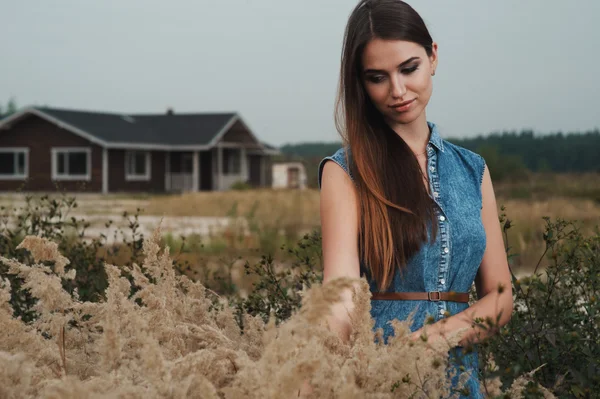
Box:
[390,74,407,99]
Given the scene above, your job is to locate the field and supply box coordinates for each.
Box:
[0,173,598,397]
[1,173,598,286]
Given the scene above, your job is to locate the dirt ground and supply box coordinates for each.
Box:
[0,193,240,244]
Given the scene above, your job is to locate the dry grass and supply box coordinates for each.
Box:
[3,174,597,276]
[494,172,600,201]
[495,197,600,273]
[0,230,551,398]
[144,184,600,276]
[145,189,321,228]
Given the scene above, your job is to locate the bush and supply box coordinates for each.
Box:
[478,209,600,398]
[233,230,323,328]
[0,194,145,322]
[229,180,254,191]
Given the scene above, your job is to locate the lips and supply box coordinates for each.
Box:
[389,98,416,112]
[390,98,416,108]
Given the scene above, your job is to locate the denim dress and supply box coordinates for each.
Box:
[318,122,487,399]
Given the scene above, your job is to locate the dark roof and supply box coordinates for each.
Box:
[35,107,238,146]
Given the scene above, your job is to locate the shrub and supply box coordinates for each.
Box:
[478,209,600,398]
[0,194,145,322]
[233,230,323,328]
[230,180,253,191]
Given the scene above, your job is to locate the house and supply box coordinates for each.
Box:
[271,161,307,190]
[0,107,279,193]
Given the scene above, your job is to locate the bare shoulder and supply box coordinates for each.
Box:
[480,164,494,200]
[320,159,355,192]
[320,160,357,223]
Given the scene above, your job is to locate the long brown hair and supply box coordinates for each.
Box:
[335,0,438,291]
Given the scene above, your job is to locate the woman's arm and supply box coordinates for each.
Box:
[320,160,362,344]
[411,165,514,346]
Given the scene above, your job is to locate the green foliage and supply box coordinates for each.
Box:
[449,129,600,173]
[478,208,600,398]
[476,145,529,181]
[0,194,145,322]
[233,230,323,328]
[229,180,253,191]
[280,129,600,188]
[0,97,18,119]
[279,142,342,160]
[6,97,18,115]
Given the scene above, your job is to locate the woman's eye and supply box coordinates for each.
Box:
[402,65,419,74]
[368,75,385,83]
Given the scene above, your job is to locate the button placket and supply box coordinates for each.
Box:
[427,149,449,318]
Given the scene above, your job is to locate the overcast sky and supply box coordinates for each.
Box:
[1,0,599,146]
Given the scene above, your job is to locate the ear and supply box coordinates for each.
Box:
[430,42,439,74]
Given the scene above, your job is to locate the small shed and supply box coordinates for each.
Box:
[271,162,307,190]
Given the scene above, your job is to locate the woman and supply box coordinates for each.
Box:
[318,0,514,397]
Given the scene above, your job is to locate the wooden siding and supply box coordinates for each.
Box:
[108,150,166,193]
[0,115,102,192]
[0,113,275,193]
[221,120,260,145]
[200,150,213,191]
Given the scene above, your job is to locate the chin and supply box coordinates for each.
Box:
[386,110,420,126]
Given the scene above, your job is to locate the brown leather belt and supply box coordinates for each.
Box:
[371,291,470,303]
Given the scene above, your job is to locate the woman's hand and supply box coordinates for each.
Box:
[408,323,446,346]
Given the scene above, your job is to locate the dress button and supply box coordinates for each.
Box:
[433,192,439,198]
[440,279,445,285]
[439,309,445,316]
[443,247,449,254]
[439,215,446,222]
[429,166,435,172]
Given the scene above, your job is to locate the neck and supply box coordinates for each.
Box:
[385,112,430,155]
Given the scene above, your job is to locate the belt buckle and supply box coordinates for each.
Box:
[428,291,441,301]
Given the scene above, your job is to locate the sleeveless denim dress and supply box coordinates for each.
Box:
[318,122,487,399]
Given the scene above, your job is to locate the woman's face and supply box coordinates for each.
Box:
[361,38,438,127]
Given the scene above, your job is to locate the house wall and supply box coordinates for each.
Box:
[0,112,276,193]
[165,151,193,192]
[221,120,258,144]
[0,115,103,192]
[248,154,262,187]
[108,149,166,193]
[264,156,274,187]
[199,150,212,191]
[272,162,307,189]
[248,154,273,188]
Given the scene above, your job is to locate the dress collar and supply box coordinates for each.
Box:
[427,121,445,153]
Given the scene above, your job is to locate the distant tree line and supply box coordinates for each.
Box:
[449,129,600,174]
[281,128,600,187]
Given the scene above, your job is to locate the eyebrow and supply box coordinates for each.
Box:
[363,56,421,74]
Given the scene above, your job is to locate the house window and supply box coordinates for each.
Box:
[52,147,91,180]
[125,151,151,181]
[0,148,28,179]
[223,148,241,175]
